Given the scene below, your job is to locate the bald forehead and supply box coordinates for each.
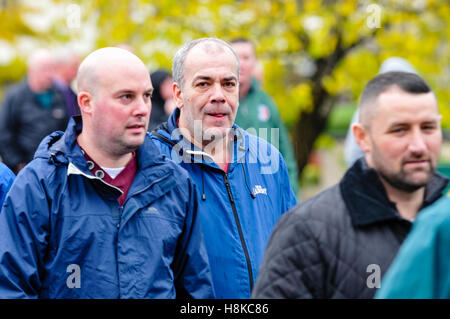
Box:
[77,47,148,93]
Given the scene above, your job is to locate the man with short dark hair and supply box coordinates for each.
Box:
[252,71,448,299]
[0,47,214,299]
[151,37,297,299]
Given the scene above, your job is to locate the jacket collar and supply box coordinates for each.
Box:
[340,158,449,227]
[156,108,248,169]
[37,116,174,186]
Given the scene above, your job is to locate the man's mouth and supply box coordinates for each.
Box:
[403,159,430,169]
[126,123,145,131]
[206,113,227,119]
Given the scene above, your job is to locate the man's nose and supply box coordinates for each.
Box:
[210,83,226,103]
[133,97,151,117]
[408,129,427,154]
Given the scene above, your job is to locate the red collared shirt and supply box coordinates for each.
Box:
[81,148,137,206]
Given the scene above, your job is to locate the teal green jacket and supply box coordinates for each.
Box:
[375,196,450,299]
[235,78,299,197]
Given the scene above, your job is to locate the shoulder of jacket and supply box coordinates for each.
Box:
[287,185,349,229]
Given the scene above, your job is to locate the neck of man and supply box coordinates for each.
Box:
[380,179,425,221]
[178,117,230,171]
[77,132,133,169]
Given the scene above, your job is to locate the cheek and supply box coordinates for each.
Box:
[426,135,442,158]
[376,138,406,161]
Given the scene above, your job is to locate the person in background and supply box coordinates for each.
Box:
[230,38,300,197]
[0,162,14,208]
[151,37,297,298]
[0,48,69,174]
[148,69,175,131]
[52,47,81,117]
[344,57,418,167]
[0,47,214,299]
[375,196,450,299]
[252,71,448,299]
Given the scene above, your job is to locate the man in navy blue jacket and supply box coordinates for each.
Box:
[0,47,214,299]
[151,37,297,298]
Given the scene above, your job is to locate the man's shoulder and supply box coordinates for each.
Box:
[241,128,280,152]
[284,185,348,229]
[2,81,29,103]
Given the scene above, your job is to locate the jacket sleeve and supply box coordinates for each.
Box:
[0,165,50,298]
[172,177,215,299]
[252,208,324,299]
[375,198,450,299]
[0,90,25,171]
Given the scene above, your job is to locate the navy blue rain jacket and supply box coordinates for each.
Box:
[151,109,297,298]
[0,117,214,299]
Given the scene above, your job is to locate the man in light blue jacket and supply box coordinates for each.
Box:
[151,38,297,298]
[0,47,214,299]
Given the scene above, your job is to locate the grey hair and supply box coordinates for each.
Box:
[172,37,240,90]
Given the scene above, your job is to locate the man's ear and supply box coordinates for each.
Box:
[173,82,184,109]
[353,122,371,153]
[78,91,93,114]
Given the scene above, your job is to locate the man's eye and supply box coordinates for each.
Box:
[391,128,406,134]
[224,82,236,87]
[120,94,132,100]
[144,92,152,99]
[422,125,436,131]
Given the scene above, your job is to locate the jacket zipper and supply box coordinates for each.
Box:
[223,172,254,293]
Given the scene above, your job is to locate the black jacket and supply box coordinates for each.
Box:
[148,70,170,132]
[0,79,69,172]
[252,158,448,299]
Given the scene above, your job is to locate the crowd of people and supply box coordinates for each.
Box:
[0,37,448,299]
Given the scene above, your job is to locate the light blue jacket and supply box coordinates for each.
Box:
[151,109,297,298]
[0,117,214,299]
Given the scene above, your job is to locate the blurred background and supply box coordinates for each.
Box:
[0,0,449,200]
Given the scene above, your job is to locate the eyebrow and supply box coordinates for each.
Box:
[114,88,154,95]
[192,75,238,83]
[387,118,440,128]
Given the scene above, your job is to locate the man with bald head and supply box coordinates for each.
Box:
[0,48,70,173]
[0,47,214,299]
[252,71,448,299]
[151,38,297,298]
